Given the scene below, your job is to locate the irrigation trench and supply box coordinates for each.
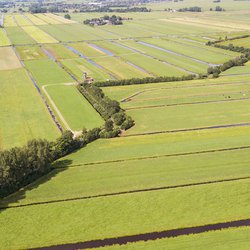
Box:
[31,218,250,250]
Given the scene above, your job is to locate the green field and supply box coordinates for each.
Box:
[25,59,73,86]
[45,84,104,131]
[15,45,47,60]
[0,29,10,46]
[1,7,250,250]
[43,44,78,60]
[0,68,59,150]
[40,24,102,42]
[5,26,35,45]
[126,99,250,135]
[92,56,150,79]
[117,40,209,73]
[61,58,111,82]
[0,179,249,249]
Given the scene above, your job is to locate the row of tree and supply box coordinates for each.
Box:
[178,7,202,12]
[94,74,196,87]
[77,83,134,132]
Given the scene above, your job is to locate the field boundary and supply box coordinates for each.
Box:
[30,218,250,250]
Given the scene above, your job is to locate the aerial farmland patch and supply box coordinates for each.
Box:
[0,0,250,249]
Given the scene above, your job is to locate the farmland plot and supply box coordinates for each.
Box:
[0,68,59,149]
[0,29,10,46]
[5,26,35,45]
[45,84,103,131]
[0,179,249,249]
[25,59,73,86]
[61,58,111,82]
[22,26,58,44]
[15,45,47,61]
[0,47,22,70]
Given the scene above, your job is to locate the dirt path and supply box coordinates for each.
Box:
[30,218,250,250]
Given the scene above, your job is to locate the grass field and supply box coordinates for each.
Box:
[24,13,47,25]
[15,45,47,60]
[14,14,32,26]
[0,179,249,249]
[0,29,10,46]
[1,146,250,207]
[61,125,250,165]
[1,8,250,250]
[0,47,22,70]
[117,40,209,74]
[0,68,59,150]
[92,56,150,79]
[22,26,58,44]
[40,24,101,42]
[5,26,35,45]
[61,58,111,82]
[35,13,61,25]
[45,84,104,131]
[126,99,250,135]
[25,59,73,86]
[3,15,17,27]
[43,44,78,60]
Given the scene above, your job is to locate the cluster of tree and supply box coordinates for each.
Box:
[79,6,150,13]
[29,4,68,14]
[64,14,71,20]
[207,54,250,77]
[94,74,196,87]
[178,7,202,12]
[77,83,134,133]
[210,6,225,11]
[0,131,79,198]
[84,15,125,26]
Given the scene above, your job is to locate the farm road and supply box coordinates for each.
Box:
[30,218,250,250]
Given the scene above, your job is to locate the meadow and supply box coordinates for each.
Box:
[0,7,250,250]
[0,179,249,249]
[0,68,59,150]
[22,25,58,44]
[45,84,104,131]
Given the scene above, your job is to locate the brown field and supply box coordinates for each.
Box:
[0,47,22,70]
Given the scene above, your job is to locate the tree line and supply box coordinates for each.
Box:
[94,75,197,87]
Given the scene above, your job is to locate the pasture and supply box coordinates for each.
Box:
[0,179,249,249]
[0,68,59,150]
[45,84,104,131]
[15,45,47,60]
[61,58,111,82]
[1,7,250,250]
[25,59,73,86]
[5,26,35,45]
[22,25,58,44]
[0,29,10,46]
